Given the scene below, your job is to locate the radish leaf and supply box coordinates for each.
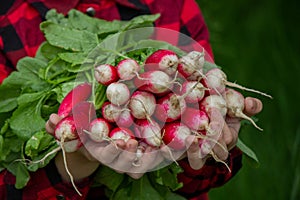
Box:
[237,138,260,166]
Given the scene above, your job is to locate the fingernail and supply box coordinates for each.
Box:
[248,99,254,110]
[251,99,257,111]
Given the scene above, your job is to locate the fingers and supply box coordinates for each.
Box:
[127,146,162,178]
[186,136,207,170]
[244,97,263,116]
[206,108,237,161]
[225,117,240,150]
[111,139,139,172]
[45,113,62,135]
[208,121,229,161]
[84,139,126,165]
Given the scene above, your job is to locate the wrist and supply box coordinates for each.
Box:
[55,150,100,183]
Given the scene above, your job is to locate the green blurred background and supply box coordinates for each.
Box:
[195,0,300,199]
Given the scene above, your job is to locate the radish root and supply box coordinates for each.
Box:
[192,131,229,154]
[209,151,231,173]
[60,136,82,197]
[234,110,263,131]
[225,80,273,99]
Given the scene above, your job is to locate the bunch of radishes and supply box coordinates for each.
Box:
[55,49,273,155]
[52,49,271,195]
[84,49,271,152]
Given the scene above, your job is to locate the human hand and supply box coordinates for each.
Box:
[184,97,263,170]
[45,114,163,181]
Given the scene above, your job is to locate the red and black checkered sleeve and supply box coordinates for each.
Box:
[0,51,13,84]
[177,0,213,58]
[0,0,45,84]
[176,147,243,197]
[0,160,94,200]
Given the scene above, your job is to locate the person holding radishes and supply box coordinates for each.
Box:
[0,0,265,199]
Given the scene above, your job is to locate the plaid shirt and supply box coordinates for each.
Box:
[0,0,243,199]
[0,147,242,200]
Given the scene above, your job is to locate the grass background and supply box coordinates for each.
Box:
[195,0,300,199]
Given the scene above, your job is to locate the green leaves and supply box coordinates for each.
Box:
[0,84,20,112]
[237,138,259,167]
[25,131,56,158]
[40,22,99,52]
[93,164,185,200]
[9,102,46,140]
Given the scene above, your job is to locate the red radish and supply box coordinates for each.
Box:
[133,70,175,94]
[180,81,206,103]
[144,49,179,75]
[87,118,112,142]
[54,101,96,196]
[224,88,263,131]
[154,78,205,122]
[54,115,82,152]
[71,101,96,136]
[106,82,130,106]
[134,119,162,147]
[94,64,119,86]
[109,127,135,142]
[154,92,187,122]
[53,115,83,196]
[162,122,191,150]
[101,101,121,123]
[201,68,227,95]
[202,68,272,98]
[115,108,134,128]
[181,107,210,131]
[128,91,156,121]
[177,50,205,79]
[200,95,227,117]
[57,82,92,118]
[117,59,141,80]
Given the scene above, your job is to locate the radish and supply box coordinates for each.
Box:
[128,91,156,121]
[109,127,135,142]
[101,101,121,123]
[86,118,112,142]
[71,101,96,137]
[201,68,225,95]
[57,82,92,118]
[181,107,210,131]
[117,59,141,80]
[94,64,119,86]
[202,68,272,98]
[200,95,227,118]
[144,49,179,75]
[133,70,176,94]
[162,122,191,150]
[54,115,83,196]
[49,101,96,196]
[154,92,187,122]
[55,101,96,151]
[154,78,205,122]
[54,116,82,152]
[224,88,263,131]
[134,119,162,147]
[177,50,205,79]
[115,108,134,128]
[180,81,206,103]
[106,82,130,106]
